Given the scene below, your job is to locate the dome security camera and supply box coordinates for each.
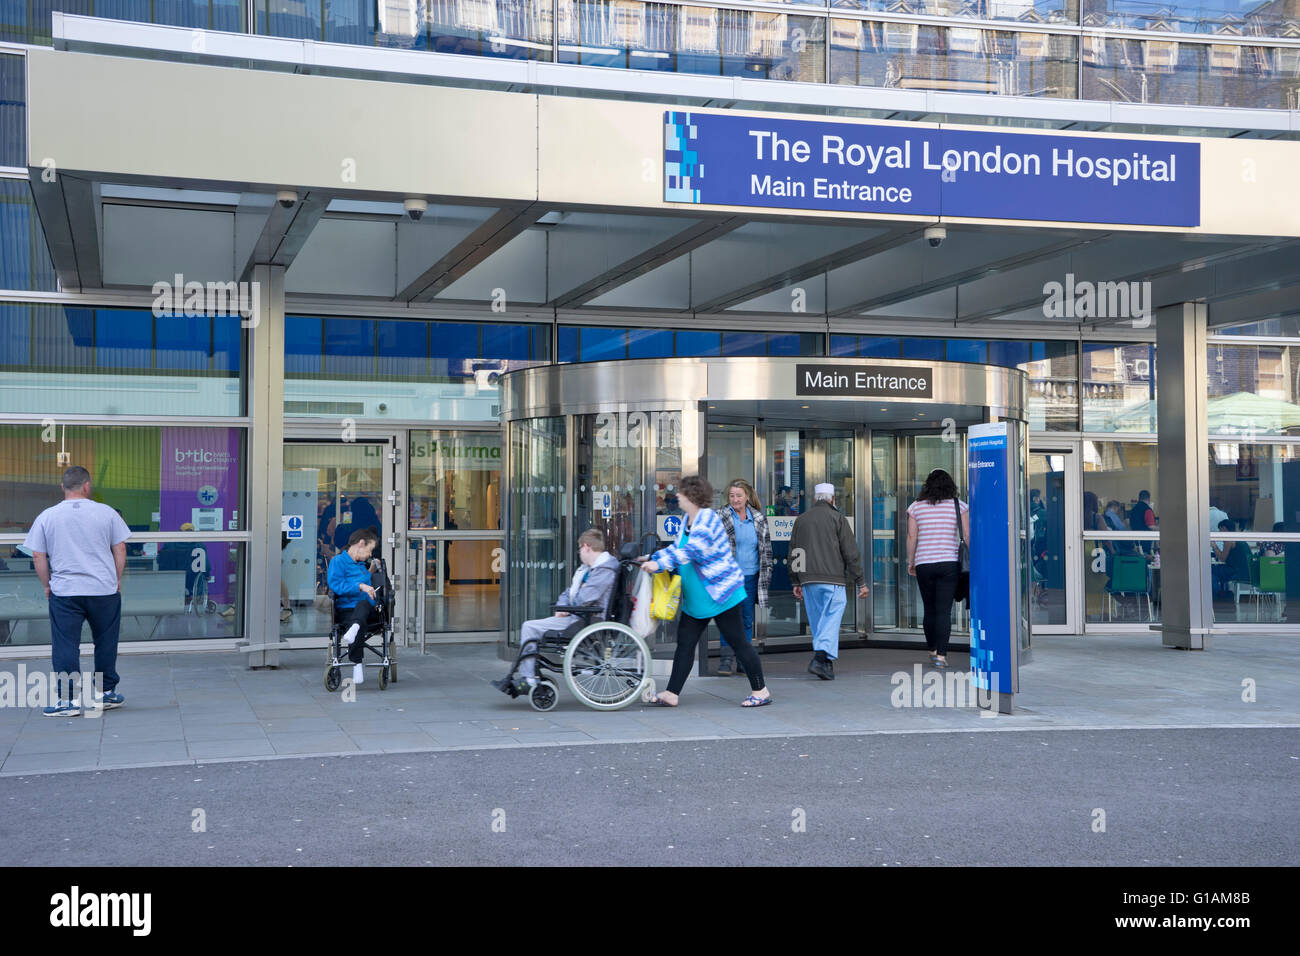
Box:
[276,189,298,209]
[924,225,946,248]
[404,198,428,222]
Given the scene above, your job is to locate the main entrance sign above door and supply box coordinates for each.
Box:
[796,364,933,399]
[664,111,1201,227]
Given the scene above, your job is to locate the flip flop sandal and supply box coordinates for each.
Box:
[741,694,773,707]
[647,695,678,707]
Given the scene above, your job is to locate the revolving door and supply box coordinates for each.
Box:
[500,357,1029,661]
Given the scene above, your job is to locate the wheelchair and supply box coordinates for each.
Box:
[323,556,397,692]
[502,539,656,713]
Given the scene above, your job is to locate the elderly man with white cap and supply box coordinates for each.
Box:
[788,482,867,680]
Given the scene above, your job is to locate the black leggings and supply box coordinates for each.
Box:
[338,602,382,664]
[668,603,764,695]
[915,561,960,656]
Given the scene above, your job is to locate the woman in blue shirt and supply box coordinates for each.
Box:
[639,476,772,707]
[716,479,773,675]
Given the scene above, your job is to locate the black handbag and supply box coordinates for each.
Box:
[953,498,971,604]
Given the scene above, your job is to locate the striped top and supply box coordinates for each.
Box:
[907,498,970,565]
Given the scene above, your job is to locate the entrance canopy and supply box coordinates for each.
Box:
[23,36,1300,330]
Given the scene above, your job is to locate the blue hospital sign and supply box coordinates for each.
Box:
[967,422,1017,703]
[664,111,1200,227]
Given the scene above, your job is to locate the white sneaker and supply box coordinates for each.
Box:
[353,663,364,685]
[341,624,359,647]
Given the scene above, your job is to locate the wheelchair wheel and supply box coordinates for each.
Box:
[561,621,651,711]
[388,662,397,683]
[376,664,389,691]
[529,679,559,712]
[324,667,341,692]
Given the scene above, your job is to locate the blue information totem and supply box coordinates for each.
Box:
[967,422,1019,713]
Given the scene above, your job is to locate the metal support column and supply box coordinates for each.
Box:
[1155,302,1212,650]
[242,264,288,667]
[689,402,710,677]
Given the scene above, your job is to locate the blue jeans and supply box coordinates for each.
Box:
[802,583,846,660]
[48,593,121,700]
[721,574,758,653]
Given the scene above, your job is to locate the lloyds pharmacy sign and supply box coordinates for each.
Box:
[664,112,1200,227]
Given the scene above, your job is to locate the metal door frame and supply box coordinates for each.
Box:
[281,429,403,648]
[1029,441,1082,635]
[892,428,971,638]
[752,423,862,649]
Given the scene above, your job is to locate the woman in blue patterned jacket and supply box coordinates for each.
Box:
[639,475,772,707]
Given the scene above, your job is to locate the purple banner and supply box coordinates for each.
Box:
[160,428,240,604]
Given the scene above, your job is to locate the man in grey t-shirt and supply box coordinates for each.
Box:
[23,466,132,716]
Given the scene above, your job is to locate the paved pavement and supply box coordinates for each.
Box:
[2,728,1295,866]
[0,633,1297,776]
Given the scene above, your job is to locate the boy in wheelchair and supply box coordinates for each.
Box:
[492,528,618,698]
[327,526,384,685]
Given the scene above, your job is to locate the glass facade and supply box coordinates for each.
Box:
[1209,538,1294,624]
[831,335,1079,431]
[0,0,244,44]
[0,53,23,168]
[559,325,823,363]
[0,424,247,534]
[0,540,247,645]
[0,179,58,293]
[0,305,246,416]
[831,19,1078,97]
[284,314,549,420]
[1081,342,1155,433]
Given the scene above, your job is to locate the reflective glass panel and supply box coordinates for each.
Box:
[1082,36,1300,110]
[1082,0,1298,38]
[0,541,246,645]
[1207,343,1300,437]
[0,55,23,168]
[2,0,242,44]
[1209,539,1296,625]
[1208,443,1300,536]
[1,305,245,416]
[1081,342,1156,433]
[1082,536,1161,624]
[558,3,825,82]
[831,19,1078,98]
[284,315,549,421]
[1082,441,1158,534]
[0,424,246,534]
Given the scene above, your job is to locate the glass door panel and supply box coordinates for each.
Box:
[822,431,857,632]
[765,428,809,641]
[408,430,503,642]
[281,441,392,639]
[507,418,567,645]
[871,435,899,630]
[575,414,645,559]
[1029,451,1069,628]
[761,428,857,644]
[706,423,755,508]
[895,432,967,640]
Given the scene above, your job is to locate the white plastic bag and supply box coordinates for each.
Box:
[630,568,655,639]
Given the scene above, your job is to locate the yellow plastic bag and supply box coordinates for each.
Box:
[650,571,682,621]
